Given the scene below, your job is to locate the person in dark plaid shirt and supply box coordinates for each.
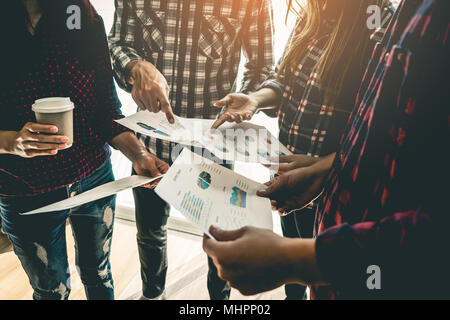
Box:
[0,0,168,300]
[109,0,274,300]
[204,0,450,299]
[211,0,393,299]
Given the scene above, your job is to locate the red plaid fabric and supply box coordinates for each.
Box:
[0,16,127,197]
[260,2,393,158]
[313,0,450,299]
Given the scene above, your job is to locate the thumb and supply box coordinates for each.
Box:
[257,176,284,197]
[141,157,161,178]
[214,94,234,108]
[157,159,170,174]
[203,234,221,258]
[278,155,297,164]
[209,225,246,242]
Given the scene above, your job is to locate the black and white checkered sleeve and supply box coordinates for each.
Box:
[108,0,145,92]
[240,0,275,93]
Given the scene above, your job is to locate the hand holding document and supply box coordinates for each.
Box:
[155,149,273,238]
[20,175,163,215]
[116,111,292,163]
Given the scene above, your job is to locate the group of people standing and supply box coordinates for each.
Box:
[0,0,448,300]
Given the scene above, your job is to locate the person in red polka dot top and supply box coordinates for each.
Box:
[0,0,168,300]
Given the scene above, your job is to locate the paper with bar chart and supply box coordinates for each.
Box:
[155,149,273,238]
[117,111,292,163]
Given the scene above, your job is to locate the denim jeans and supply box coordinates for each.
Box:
[133,183,232,300]
[132,150,232,300]
[280,206,315,300]
[0,160,116,300]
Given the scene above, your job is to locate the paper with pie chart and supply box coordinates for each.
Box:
[155,149,273,238]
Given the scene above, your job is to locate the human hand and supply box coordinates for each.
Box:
[270,154,322,174]
[2,122,68,158]
[203,225,322,296]
[211,93,259,129]
[128,60,175,124]
[258,155,335,215]
[132,152,169,188]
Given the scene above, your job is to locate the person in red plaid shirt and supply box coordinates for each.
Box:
[204,0,450,299]
[212,0,393,300]
[0,0,168,300]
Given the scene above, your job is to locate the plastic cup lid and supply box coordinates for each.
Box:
[32,97,74,113]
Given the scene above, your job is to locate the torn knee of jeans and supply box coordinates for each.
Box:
[78,263,111,282]
[34,282,69,300]
[34,243,48,267]
[53,282,69,299]
[97,264,110,280]
[102,238,112,257]
[103,206,114,230]
[104,279,114,289]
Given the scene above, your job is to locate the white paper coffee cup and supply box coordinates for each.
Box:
[32,97,74,148]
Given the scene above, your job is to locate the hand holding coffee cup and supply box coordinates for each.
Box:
[7,122,69,158]
[32,97,74,148]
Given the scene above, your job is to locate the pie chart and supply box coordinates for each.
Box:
[197,171,212,190]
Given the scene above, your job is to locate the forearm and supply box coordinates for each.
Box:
[282,238,328,286]
[0,131,15,154]
[315,209,441,293]
[249,88,281,111]
[110,131,148,162]
[312,153,336,175]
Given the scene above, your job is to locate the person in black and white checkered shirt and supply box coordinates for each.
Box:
[109,0,274,300]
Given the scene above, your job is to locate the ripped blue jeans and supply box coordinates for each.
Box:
[0,160,115,300]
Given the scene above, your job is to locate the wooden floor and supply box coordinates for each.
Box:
[0,219,284,300]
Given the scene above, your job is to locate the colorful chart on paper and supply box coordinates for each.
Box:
[180,191,205,222]
[230,186,247,208]
[197,172,212,190]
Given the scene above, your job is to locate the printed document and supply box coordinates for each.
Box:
[154,149,273,238]
[20,175,163,215]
